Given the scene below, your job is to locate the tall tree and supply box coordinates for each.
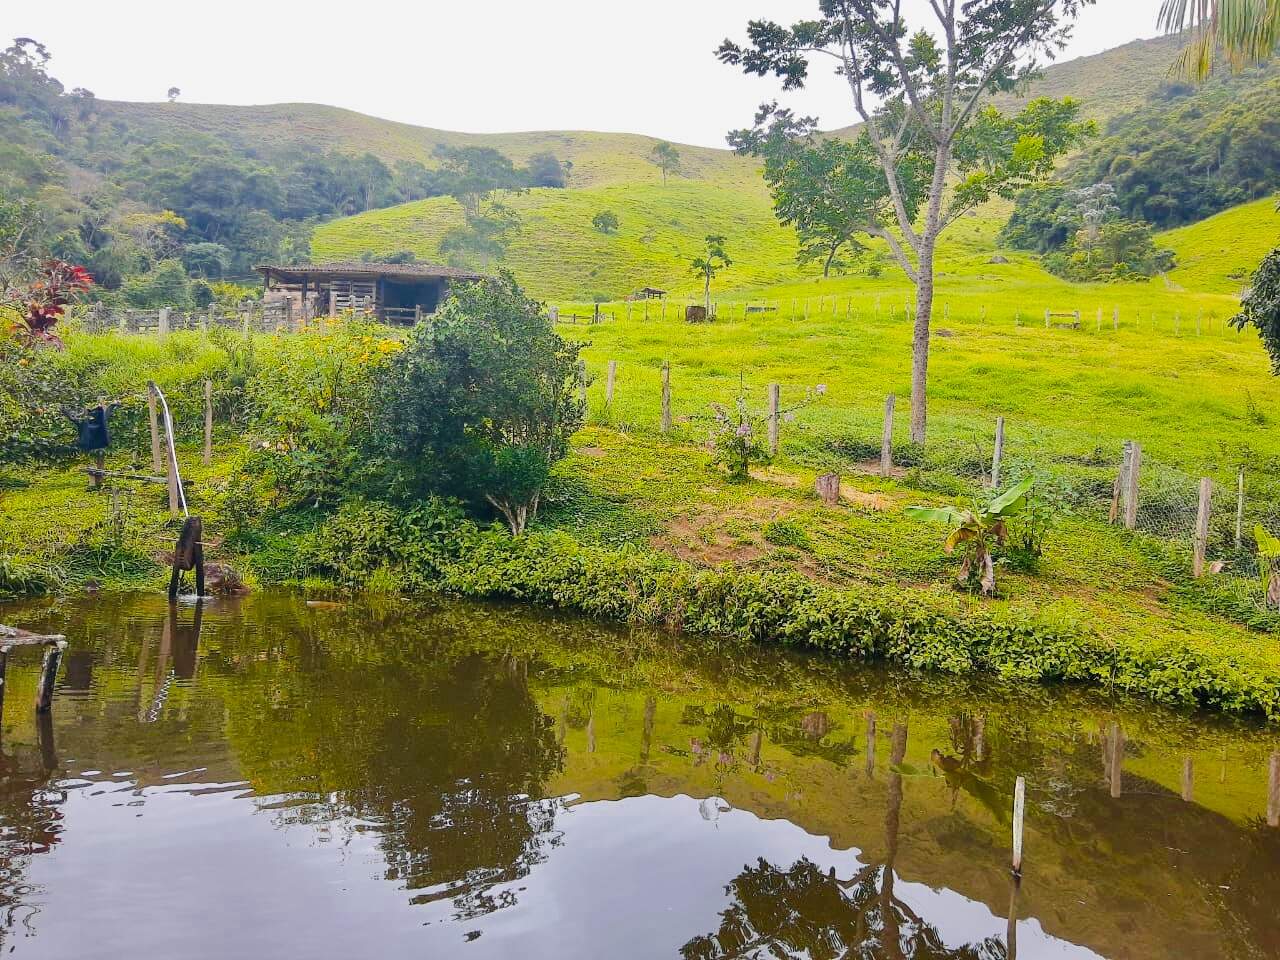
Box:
[650,141,681,185]
[719,2,1094,443]
[1161,0,1280,79]
[691,234,731,312]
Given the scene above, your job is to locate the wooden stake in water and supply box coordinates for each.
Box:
[606,360,617,405]
[880,394,896,477]
[865,711,876,778]
[991,416,1006,489]
[1011,776,1026,875]
[1109,722,1125,798]
[767,383,781,455]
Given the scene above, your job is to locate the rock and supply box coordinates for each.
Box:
[205,562,250,595]
[988,255,1010,264]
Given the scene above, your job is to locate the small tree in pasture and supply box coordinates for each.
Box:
[592,210,620,234]
[650,141,681,185]
[1232,244,1280,372]
[719,1,1094,444]
[166,86,180,103]
[375,273,584,536]
[691,235,731,313]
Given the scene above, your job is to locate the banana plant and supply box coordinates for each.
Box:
[906,477,1036,596]
[1255,524,1280,609]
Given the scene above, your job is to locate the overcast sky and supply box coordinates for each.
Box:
[11,0,1170,148]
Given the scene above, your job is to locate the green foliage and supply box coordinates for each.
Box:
[763,518,811,550]
[591,210,619,234]
[906,478,1036,596]
[247,320,396,507]
[373,274,584,534]
[1255,523,1280,609]
[706,393,770,482]
[1231,244,1280,372]
[1044,218,1177,282]
[0,337,82,464]
[691,235,731,309]
[122,259,192,308]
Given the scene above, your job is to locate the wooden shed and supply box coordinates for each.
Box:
[255,261,484,325]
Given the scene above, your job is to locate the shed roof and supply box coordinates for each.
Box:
[255,261,484,283]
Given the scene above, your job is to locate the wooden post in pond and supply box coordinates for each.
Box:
[606,361,617,405]
[880,394,895,476]
[1268,752,1279,827]
[203,380,213,466]
[35,640,68,713]
[991,417,1006,489]
[1011,776,1026,876]
[147,390,163,473]
[1193,478,1212,577]
[660,362,671,434]
[1182,756,1194,802]
[816,473,841,506]
[768,383,780,455]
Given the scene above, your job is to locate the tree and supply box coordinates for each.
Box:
[166,86,180,103]
[432,144,525,217]
[719,2,1094,443]
[691,235,731,313]
[375,273,584,535]
[0,189,46,296]
[729,104,923,276]
[525,151,568,188]
[650,141,681,185]
[1161,0,1280,79]
[591,210,619,234]
[439,203,520,270]
[1231,244,1280,372]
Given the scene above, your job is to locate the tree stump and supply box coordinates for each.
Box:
[685,305,708,323]
[816,473,841,506]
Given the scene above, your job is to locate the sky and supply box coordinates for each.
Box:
[9,1,1171,148]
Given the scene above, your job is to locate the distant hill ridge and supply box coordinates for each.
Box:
[98,33,1189,189]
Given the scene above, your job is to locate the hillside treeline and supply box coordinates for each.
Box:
[0,38,565,301]
[1002,63,1280,278]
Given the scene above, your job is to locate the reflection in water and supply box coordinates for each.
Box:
[0,592,1276,959]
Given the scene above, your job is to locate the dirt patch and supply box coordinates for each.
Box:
[576,446,608,459]
[838,484,892,511]
[653,497,796,568]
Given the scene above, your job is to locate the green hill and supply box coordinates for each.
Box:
[1162,195,1280,295]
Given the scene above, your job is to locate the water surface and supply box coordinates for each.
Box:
[1,592,1278,958]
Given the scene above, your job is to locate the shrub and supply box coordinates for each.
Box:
[592,210,619,233]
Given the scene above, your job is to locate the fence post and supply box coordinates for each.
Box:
[768,383,780,455]
[1113,306,1119,330]
[240,307,250,336]
[1182,757,1194,802]
[1193,477,1212,577]
[1044,308,1050,328]
[606,360,617,405]
[660,362,671,434]
[147,389,163,473]
[577,359,587,406]
[880,394,895,477]
[328,290,337,317]
[1124,443,1142,530]
[158,307,170,337]
[203,380,213,467]
[1235,467,1245,549]
[991,416,1005,489]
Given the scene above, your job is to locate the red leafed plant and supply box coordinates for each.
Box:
[14,260,94,348]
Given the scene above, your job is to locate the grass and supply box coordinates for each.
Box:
[1163,194,1280,295]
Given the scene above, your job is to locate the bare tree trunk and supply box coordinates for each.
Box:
[704,273,711,313]
[823,243,840,277]
[909,243,935,445]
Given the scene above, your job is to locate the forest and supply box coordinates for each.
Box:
[0,38,564,303]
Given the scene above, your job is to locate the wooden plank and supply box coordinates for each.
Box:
[767,383,780,455]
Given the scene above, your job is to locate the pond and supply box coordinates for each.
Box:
[0,591,1278,959]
